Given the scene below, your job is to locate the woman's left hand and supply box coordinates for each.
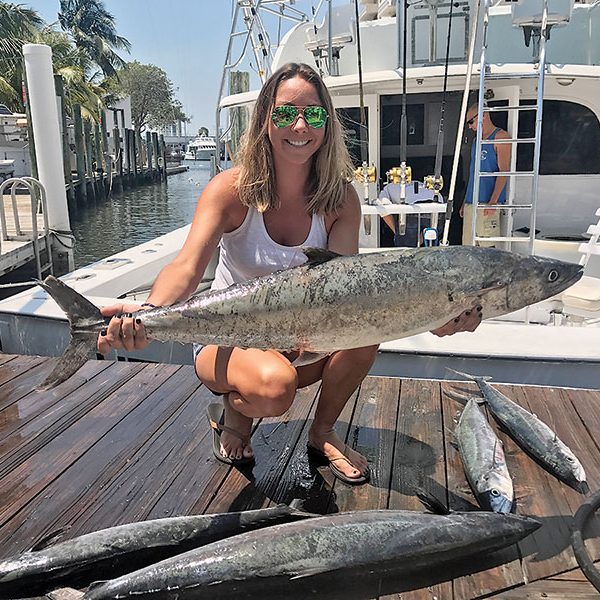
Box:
[431,305,482,337]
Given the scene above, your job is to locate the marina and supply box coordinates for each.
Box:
[0,353,598,597]
[0,0,600,596]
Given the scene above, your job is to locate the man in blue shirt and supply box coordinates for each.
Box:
[460,103,511,246]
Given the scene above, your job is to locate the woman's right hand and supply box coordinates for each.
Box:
[97,303,151,355]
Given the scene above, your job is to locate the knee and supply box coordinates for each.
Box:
[256,363,298,417]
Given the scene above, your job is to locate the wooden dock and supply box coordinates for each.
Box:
[0,353,599,599]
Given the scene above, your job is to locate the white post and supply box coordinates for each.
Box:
[23,44,71,234]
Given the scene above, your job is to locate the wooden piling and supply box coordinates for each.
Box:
[84,118,96,203]
[73,103,87,204]
[151,132,160,178]
[54,75,75,211]
[229,71,250,159]
[160,135,167,182]
[146,131,153,180]
[112,110,123,194]
[94,122,105,198]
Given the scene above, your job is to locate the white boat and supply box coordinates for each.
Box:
[0,0,599,390]
[184,135,216,161]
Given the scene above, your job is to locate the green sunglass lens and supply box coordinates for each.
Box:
[304,106,328,128]
[272,106,298,127]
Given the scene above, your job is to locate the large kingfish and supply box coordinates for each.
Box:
[456,398,514,513]
[82,508,541,599]
[0,504,316,598]
[38,246,582,389]
[448,370,588,494]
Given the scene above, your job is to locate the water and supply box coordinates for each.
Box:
[71,162,212,268]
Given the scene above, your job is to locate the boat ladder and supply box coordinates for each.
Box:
[0,177,54,279]
[470,0,552,254]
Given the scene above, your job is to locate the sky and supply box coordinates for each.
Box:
[24,0,330,136]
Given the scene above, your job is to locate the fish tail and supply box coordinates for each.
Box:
[37,276,104,390]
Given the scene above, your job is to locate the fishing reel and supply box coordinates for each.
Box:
[354,165,377,183]
[387,166,412,185]
[424,174,444,194]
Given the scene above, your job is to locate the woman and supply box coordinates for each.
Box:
[98,63,480,485]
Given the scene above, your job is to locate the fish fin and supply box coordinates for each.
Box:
[292,351,329,367]
[29,526,71,551]
[285,499,320,518]
[415,488,450,515]
[37,333,95,391]
[289,566,331,580]
[87,581,109,591]
[446,368,492,382]
[443,387,484,406]
[36,276,104,390]
[300,247,341,265]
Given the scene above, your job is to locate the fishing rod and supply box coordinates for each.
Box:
[353,0,375,214]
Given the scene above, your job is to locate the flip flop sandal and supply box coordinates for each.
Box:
[207,403,255,466]
[307,443,370,485]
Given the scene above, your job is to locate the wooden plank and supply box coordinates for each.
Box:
[0,353,17,366]
[330,375,398,513]
[549,565,600,581]
[489,578,600,598]
[0,360,111,443]
[0,361,145,480]
[0,363,185,556]
[440,381,527,600]
[0,363,176,536]
[382,379,453,600]
[0,355,48,396]
[503,384,587,582]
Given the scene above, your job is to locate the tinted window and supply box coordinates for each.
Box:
[517,100,600,174]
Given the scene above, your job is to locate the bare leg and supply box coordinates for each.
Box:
[307,346,378,480]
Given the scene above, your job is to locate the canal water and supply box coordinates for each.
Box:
[71,162,212,268]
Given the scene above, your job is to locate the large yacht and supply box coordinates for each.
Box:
[184,135,217,161]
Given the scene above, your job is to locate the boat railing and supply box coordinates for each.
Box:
[0,176,54,278]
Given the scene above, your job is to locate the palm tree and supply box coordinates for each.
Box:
[58,0,131,79]
[0,2,44,109]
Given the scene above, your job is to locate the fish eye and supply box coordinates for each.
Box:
[567,456,574,462]
[490,489,501,497]
[548,270,559,282]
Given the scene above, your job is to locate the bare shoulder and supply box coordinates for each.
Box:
[495,128,510,140]
[196,167,246,230]
[325,183,360,229]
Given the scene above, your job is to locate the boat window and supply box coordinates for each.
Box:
[380,101,425,146]
[337,107,369,167]
[516,100,600,174]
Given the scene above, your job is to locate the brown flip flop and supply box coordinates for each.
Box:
[307,442,370,485]
[207,403,254,466]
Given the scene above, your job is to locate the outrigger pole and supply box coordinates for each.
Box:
[441,0,481,245]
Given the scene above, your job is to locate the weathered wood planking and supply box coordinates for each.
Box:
[0,354,599,600]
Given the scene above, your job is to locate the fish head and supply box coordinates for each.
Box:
[554,442,588,492]
[505,254,583,311]
[478,470,514,514]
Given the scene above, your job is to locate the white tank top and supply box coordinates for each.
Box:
[211,206,328,291]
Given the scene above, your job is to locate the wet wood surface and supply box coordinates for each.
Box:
[0,354,599,600]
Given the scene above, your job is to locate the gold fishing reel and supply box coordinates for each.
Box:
[354,165,377,183]
[387,166,412,185]
[424,174,444,193]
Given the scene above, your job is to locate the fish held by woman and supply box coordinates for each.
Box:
[38,245,582,389]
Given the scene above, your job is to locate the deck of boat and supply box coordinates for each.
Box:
[0,353,599,599]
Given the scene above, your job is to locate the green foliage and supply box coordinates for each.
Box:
[107,61,190,131]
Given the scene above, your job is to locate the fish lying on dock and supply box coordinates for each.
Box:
[38,246,582,389]
[456,398,514,513]
[446,370,588,494]
[0,503,316,598]
[81,507,541,600]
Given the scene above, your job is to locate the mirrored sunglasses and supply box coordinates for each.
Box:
[271,105,329,129]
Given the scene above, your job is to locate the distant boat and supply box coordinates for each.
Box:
[184,135,216,161]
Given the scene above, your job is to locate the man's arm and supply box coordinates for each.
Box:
[486,131,511,214]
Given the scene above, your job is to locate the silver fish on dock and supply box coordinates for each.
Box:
[0,503,316,598]
[81,508,541,600]
[456,398,514,513]
[447,370,588,494]
[38,246,582,389]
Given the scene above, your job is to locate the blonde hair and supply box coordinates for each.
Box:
[235,63,355,215]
